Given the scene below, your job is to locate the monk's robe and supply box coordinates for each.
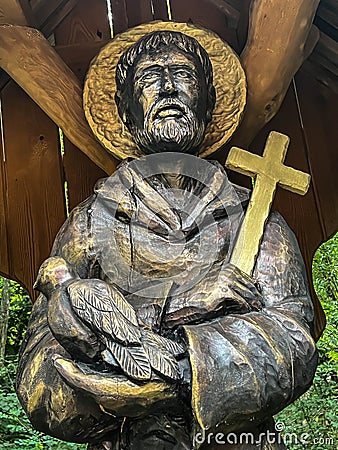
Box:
[16,158,317,449]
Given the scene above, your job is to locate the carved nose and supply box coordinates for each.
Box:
[161,70,176,95]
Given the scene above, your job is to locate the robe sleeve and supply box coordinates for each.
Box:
[16,195,121,443]
[182,212,318,431]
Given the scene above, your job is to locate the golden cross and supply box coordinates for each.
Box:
[225,131,310,276]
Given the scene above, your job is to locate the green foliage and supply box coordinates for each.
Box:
[0,356,86,449]
[0,278,32,356]
[0,278,86,450]
[275,233,338,449]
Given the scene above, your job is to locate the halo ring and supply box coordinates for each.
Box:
[84,21,246,159]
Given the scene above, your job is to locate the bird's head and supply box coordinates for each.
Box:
[33,256,77,297]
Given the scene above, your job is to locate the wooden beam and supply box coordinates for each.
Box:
[0,24,117,175]
[0,0,30,26]
[310,32,338,75]
[36,0,78,38]
[233,0,320,147]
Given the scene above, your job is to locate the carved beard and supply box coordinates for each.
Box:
[131,98,206,154]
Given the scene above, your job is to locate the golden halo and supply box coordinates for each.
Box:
[84,21,246,160]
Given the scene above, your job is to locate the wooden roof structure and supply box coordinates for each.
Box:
[0,0,337,339]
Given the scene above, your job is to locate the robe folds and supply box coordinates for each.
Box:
[16,158,317,449]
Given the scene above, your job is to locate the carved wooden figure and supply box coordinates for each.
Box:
[16,22,318,450]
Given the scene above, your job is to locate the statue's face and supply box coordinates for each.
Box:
[126,45,208,154]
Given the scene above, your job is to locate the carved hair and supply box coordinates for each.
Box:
[115,31,216,123]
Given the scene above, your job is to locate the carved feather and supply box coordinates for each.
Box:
[68,280,141,345]
[141,329,185,356]
[107,341,152,381]
[66,278,183,381]
[143,341,180,380]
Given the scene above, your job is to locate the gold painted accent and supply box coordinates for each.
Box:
[83,21,246,160]
[226,131,310,276]
[54,357,175,412]
[182,327,204,430]
[27,381,45,414]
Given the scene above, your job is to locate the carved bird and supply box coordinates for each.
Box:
[34,256,185,382]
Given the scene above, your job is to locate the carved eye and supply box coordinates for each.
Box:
[174,69,192,79]
[138,70,161,83]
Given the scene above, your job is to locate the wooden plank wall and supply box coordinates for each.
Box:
[0,83,66,297]
[0,0,336,337]
[53,0,110,211]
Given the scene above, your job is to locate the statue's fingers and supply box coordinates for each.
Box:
[227,274,257,298]
[223,263,258,293]
[53,355,176,416]
[224,291,252,313]
[225,287,262,312]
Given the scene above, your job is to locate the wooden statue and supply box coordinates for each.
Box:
[16,23,318,449]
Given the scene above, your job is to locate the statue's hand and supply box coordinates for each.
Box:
[165,263,263,327]
[53,355,179,418]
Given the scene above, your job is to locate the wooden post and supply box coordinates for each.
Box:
[235,0,320,147]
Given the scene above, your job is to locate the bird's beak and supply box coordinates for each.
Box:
[33,279,39,291]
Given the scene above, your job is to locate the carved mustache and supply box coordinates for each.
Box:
[146,98,193,125]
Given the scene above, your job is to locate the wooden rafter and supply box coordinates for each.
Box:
[0,24,116,174]
[233,0,320,147]
[0,0,31,26]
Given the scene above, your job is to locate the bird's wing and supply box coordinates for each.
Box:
[68,279,141,345]
[143,341,180,381]
[141,328,185,356]
[107,341,152,381]
[105,283,139,326]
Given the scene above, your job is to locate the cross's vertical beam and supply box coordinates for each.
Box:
[226,131,310,275]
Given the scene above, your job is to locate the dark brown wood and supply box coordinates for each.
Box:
[247,76,331,339]
[230,0,252,52]
[0,81,67,298]
[53,0,112,210]
[32,0,68,24]
[33,0,74,29]
[307,32,338,92]
[37,0,78,38]
[62,139,107,212]
[152,0,169,20]
[295,69,338,240]
[54,0,111,44]
[0,118,10,279]
[110,0,129,35]
[17,0,36,24]
[125,0,154,28]
[170,0,239,51]
[315,0,338,40]
[55,40,110,82]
